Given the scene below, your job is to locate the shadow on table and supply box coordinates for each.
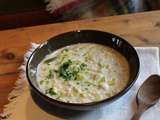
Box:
[25,91,103,120]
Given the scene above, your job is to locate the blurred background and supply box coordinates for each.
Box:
[0,0,160,30]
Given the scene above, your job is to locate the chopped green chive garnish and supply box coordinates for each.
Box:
[46,69,53,79]
[80,93,85,98]
[105,64,110,69]
[40,80,49,85]
[85,88,88,90]
[108,78,115,86]
[98,63,103,68]
[99,76,106,86]
[101,76,106,82]
[46,88,57,95]
[44,57,57,64]
[58,59,74,80]
[40,80,44,85]
[53,69,58,73]
[95,94,101,101]
[79,63,87,71]
[58,59,87,81]
[63,48,69,52]
[79,47,84,50]
[76,73,85,80]
[45,80,49,84]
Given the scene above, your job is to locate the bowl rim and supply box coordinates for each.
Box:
[26,30,140,107]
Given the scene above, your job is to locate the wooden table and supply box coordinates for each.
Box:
[0,10,160,113]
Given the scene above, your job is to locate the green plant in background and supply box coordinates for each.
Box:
[111,0,136,14]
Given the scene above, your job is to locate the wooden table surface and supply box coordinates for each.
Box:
[0,10,160,113]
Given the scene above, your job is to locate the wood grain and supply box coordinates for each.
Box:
[0,10,160,113]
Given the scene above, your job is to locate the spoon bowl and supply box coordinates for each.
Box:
[137,75,160,106]
[132,74,160,120]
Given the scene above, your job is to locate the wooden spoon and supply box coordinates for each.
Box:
[132,74,160,120]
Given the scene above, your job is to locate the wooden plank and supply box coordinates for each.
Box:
[24,10,160,46]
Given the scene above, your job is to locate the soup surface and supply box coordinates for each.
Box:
[37,43,129,103]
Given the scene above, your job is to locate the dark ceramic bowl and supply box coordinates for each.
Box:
[26,30,140,111]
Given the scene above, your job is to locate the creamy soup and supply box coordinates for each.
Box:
[37,43,129,103]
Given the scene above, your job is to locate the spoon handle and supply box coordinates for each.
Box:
[131,105,148,120]
[131,110,143,120]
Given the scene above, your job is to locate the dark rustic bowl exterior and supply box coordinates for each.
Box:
[26,30,140,111]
